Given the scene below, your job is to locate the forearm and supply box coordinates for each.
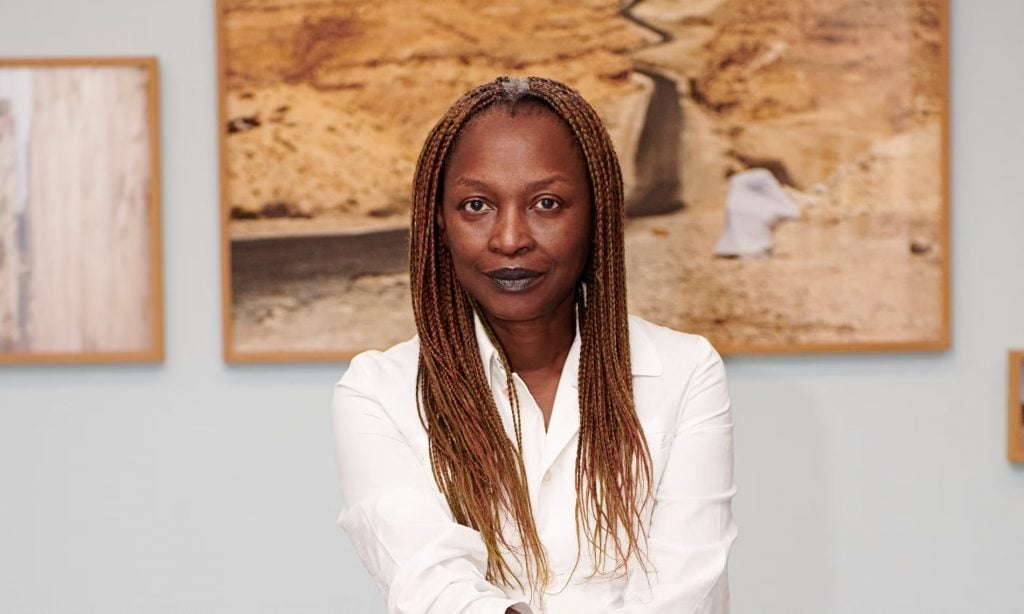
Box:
[334,360,531,614]
[618,339,736,612]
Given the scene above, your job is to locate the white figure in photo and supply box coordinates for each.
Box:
[714,167,800,258]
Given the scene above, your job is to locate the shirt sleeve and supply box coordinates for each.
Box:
[333,354,533,614]
[616,338,738,613]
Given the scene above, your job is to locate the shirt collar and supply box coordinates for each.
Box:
[626,315,663,377]
[472,310,504,386]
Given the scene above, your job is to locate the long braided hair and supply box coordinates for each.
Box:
[409,76,653,592]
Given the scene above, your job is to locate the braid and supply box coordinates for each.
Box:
[410,76,652,592]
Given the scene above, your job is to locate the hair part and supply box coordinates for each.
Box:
[409,75,653,593]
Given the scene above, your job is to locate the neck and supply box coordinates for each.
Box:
[484,295,577,376]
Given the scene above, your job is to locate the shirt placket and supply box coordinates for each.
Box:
[488,360,542,479]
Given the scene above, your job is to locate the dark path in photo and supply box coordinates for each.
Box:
[620,0,685,217]
[231,228,409,293]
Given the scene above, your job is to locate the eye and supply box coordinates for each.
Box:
[460,198,490,213]
[534,197,561,211]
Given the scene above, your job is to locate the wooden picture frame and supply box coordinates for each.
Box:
[0,57,163,364]
[1009,350,1024,463]
[217,0,950,362]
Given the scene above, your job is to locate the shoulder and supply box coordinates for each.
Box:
[627,315,731,430]
[627,314,720,375]
[336,334,420,399]
[332,335,432,467]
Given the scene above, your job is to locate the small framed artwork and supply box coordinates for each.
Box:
[0,57,163,364]
[218,0,949,362]
[1009,350,1024,462]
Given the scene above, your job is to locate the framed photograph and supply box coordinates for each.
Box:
[217,0,949,361]
[0,57,163,364]
[1009,350,1024,463]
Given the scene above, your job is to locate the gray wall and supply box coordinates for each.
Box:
[1,1,1022,612]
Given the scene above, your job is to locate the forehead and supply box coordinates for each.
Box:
[445,105,585,173]
[465,102,571,133]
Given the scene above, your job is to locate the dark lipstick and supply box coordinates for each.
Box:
[484,267,543,292]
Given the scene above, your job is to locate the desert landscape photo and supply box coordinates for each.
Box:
[219,0,947,358]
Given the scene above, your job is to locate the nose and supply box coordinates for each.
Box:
[488,206,535,257]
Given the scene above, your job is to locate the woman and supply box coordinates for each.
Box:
[333,76,736,614]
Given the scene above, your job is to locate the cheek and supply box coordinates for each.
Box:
[440,219,481,265]
[438,207,471,257]
[566,216,594,269]
[571,236,592,274]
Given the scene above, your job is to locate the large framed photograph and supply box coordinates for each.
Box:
[0,57,163,364]
[1009,351,1024,463]
[217,0,949,361]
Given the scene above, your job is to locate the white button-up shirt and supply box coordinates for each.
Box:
[332,314,736,614]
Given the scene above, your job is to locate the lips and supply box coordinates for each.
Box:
[483,267,544,292]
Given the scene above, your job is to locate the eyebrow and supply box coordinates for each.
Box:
[453,175,572,191]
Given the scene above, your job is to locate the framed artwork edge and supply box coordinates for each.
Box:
[224,348,361,364]
[0,56,158,69]
[0,55,165,365]
[1009,350,1024,463]
[220,334,953,365]
[216,0,236,364]
[0,350,163,365]
[717,336,951,357]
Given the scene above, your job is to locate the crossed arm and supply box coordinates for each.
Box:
[332,342,735,614]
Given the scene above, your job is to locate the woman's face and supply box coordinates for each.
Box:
[439,105,593,325]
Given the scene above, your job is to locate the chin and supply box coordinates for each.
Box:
[472,296,547,324]
[470,288,575,327]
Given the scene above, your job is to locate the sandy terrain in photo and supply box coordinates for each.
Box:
[222,0,652,233]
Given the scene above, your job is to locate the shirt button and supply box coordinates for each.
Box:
[542,471,553,485]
